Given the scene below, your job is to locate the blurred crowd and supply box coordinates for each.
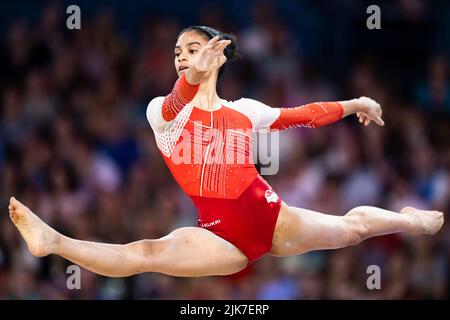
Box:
[0,1,449,299]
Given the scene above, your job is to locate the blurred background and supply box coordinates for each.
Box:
[0,0,449,299]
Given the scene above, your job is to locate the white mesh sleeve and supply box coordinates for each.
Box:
[228,98,280,131]
[146,97,193,157]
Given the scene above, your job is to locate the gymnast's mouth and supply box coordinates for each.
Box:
[179,66,189,72]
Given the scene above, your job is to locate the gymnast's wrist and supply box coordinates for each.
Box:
[339,99,360,117]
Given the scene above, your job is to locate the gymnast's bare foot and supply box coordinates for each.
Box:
[8,197,59,257]
[400,206,444,235]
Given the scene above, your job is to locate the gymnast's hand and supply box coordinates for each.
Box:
[355,96,385,126]
[191,36,231,73]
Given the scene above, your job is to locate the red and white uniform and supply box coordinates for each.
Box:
[147,74,343,263]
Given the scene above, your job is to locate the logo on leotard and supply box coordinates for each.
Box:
[200,219,222,228]
[265,190,278,204]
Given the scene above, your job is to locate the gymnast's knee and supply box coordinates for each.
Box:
[124,239,168,273]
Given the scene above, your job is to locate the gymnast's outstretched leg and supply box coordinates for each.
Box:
[8,197,248,277]
[270,202,444,256]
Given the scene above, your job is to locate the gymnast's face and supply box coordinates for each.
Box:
[174,30,209,77]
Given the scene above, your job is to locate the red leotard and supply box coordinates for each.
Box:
[147,74,343,263]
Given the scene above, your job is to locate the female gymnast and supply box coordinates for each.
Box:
[9,26,443,278]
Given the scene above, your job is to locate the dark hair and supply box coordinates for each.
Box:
[177,26,241,78]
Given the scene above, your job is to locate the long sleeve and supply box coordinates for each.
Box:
[269,102,344,130]
[147,74,200,134]
[146,74,200,156]
[161,73,200,122]
[229,98,344,132]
